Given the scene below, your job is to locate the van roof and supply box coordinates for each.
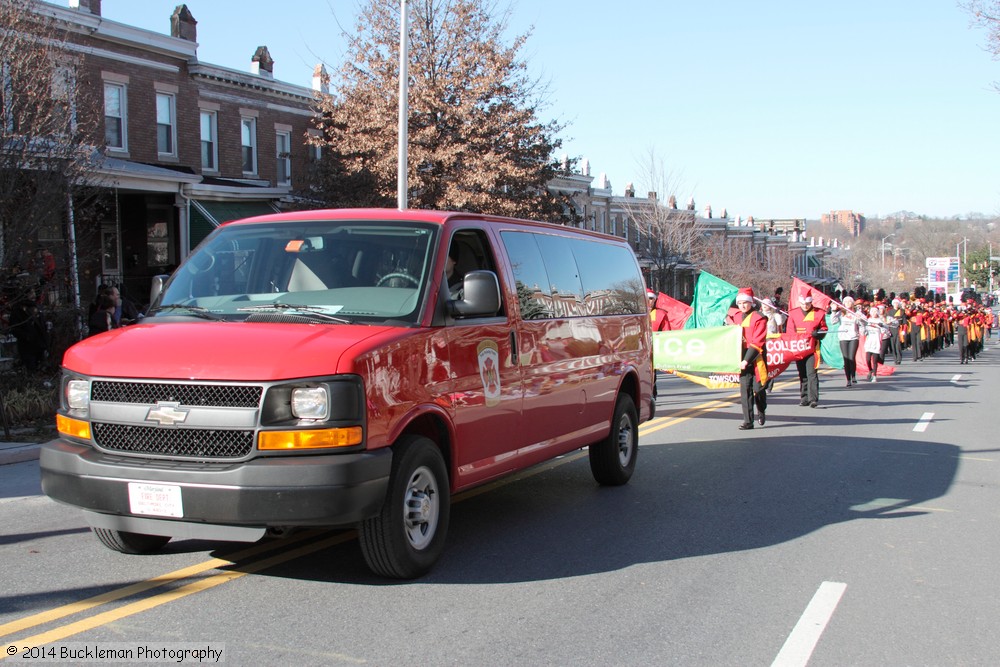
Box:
[222,208,623,242]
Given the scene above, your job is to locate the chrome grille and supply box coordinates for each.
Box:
[91,381,262,408]
[92,423,254,459]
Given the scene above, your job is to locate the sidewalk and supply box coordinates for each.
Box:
[0,439,42,466]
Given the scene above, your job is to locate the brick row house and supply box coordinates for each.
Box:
[26,0,322,309]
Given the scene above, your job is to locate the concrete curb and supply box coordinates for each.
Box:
[0,442,42,466]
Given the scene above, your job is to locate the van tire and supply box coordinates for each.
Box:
[92,527,171,554]
[359,436,450,579]
[589,394,638,486]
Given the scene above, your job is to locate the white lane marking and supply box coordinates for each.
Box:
[913,412,934,432]
[772,581,848,667]
[950,374,961,383]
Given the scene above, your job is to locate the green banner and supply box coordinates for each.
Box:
[684,271,739,329]
[652,325,742,373]
[820,317,844,369]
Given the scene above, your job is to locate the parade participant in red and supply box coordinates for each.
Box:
[785,293,828,407]
[726,287,769,429]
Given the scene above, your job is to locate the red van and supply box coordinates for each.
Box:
[42,209,654,578]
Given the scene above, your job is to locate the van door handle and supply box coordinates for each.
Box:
[509,330,518,364]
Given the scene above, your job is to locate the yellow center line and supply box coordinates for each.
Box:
[0,532,355,658]
[0,529,322,640]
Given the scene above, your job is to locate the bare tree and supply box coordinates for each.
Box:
[1,0,102,359]
[0,0,99,371]
[307,0,567,220]
[962,0,1000,90]
[622,148,707,295]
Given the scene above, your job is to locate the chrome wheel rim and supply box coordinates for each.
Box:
[403,465,439,550]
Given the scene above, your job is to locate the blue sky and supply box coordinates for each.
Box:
[98,0,1000,221]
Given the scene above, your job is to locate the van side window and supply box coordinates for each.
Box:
[447,229,504,315]
[501,231,646,318]
[570,239,647,315]
[500,231,553,319]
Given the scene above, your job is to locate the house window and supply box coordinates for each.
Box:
[104,82,126,150]
[200,110,217,170]
[156,93,176,156]
[275,130,291,185]
[241,117,257,174]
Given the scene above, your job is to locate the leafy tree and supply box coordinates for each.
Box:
[308,0,567,220]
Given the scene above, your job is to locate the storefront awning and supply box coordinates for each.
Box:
[189,200,280,248]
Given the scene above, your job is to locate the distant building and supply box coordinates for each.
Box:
[821,210,866,237]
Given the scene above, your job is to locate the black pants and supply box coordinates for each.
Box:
[795,354,819,405]
[840,339,858,383]
[740,368,767,424]
[956,327,969,362]
[865,351,880,376]
[888,326,902,364]
[911,327,922,360]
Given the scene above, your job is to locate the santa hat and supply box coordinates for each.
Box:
[736,287,754,304]
[647,290,656,300]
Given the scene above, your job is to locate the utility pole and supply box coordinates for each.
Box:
[397,0,409,210]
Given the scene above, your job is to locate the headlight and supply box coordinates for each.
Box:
[291,387,329,420]
[65,379,91,410]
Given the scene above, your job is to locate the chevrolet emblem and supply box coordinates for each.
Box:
[145,402,190,426]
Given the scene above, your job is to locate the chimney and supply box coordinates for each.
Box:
[171,5,197,42]
[69,0,101,15]
[252,46,274,78]
[648,191,657,201]
[312,64,329,94]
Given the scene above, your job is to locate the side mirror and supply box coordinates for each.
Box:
[149,274,170,309]
[449,270,501,318]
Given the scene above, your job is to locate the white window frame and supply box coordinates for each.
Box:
[241,116,257,175]
[200,109,218,171]
[275,129,291,186]
[156,92,176,157]
[104,81,127,152]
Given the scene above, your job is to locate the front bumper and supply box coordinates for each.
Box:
[40,438,392,538]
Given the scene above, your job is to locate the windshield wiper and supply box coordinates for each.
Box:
[237,303,350,323]
[150,304,222,320]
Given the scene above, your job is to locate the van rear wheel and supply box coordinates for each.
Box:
[92,527,171,554]
[359,436,450,579]
[589,394,638,486]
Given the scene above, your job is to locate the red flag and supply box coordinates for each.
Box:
[790,277,832,313]
[652,292,693,331]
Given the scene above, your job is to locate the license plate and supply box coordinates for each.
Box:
[128,482,184,518]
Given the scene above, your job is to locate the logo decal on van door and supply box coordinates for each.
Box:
[477,340,501,407]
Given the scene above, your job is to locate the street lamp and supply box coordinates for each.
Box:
[881,234,895,270]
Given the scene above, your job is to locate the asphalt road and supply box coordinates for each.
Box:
[1,337,998,666]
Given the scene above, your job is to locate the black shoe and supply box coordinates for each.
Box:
[809,401,818,408]
[738,423,753,430]
[799,400,809,407]
[757,412,766,426]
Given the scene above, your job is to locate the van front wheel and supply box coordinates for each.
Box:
[589,394,638,486]
[359,436,450,579]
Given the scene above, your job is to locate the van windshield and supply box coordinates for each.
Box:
[154,219,438,324]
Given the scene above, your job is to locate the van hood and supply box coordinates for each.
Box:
[62,320,401,381]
